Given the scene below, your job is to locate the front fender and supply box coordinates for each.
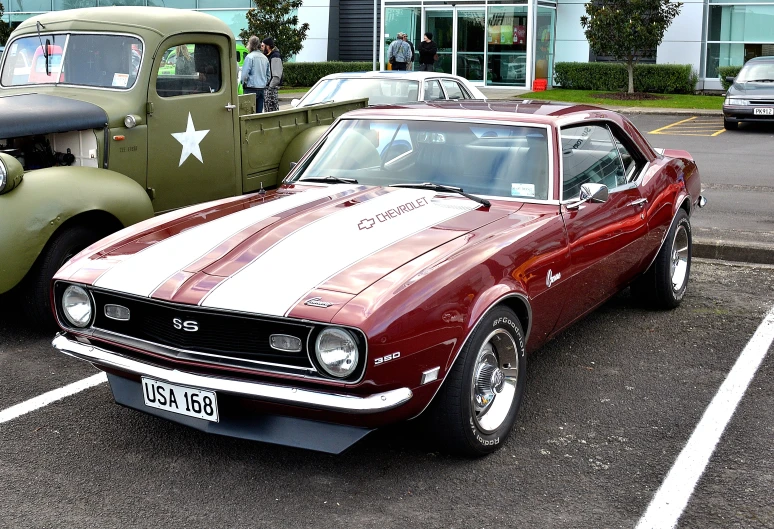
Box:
[0,167,154,294]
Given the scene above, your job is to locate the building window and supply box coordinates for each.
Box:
[486,5,527,86]
[706,3,774,79]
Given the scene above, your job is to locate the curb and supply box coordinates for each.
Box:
[612,107,722,116]
[694,238,774,266]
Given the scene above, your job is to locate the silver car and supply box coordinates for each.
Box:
[291,71,486,108]
[722,56,774,130]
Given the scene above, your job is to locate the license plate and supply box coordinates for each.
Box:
[753,107,773,115]
[141,377,219,422]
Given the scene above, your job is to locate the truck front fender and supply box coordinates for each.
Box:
[0,167,154,294]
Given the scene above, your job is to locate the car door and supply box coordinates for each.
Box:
[147,34,239,213]
[440,79,469,100]
[422,79,446,101]
[555,122,650,328]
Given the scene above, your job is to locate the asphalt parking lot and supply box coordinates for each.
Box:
[2,259,773,529]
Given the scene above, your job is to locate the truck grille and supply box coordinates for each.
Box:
[91,291,315,369]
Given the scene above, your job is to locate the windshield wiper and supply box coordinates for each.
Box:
[299,176,358,184]
[36,21,49,77]
[390,182,491,208]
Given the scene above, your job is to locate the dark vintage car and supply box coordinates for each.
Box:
[52,101,705,456]
[723,56,774,129]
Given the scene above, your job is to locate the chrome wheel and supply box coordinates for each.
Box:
[470,329,519,433]
[671,224,690,292]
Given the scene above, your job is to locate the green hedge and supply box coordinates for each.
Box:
[283,61,374,87]
[718,65,743,91]
[554,62,697,94]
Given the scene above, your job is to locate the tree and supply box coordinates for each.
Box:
[0,2,11,47]
[239,0,310,61]
[580,0,682,94]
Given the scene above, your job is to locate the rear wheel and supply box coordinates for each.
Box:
[22,224,108,329]
[723,118,738,130]
[632,209,692,309]
[424,307,526,457]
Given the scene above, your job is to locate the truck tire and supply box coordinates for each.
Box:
[22,223,108,329]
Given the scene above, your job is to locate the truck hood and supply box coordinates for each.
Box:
[0,93,108,137]
[57,184,515,319]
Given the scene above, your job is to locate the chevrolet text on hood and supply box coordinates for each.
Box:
[52,102,705,456]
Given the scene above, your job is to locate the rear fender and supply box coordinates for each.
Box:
[0,167,154,294]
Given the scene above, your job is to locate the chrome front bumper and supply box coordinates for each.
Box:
[52,334,412,414]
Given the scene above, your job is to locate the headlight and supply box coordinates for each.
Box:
[315,327,359,378]
[0,158,6,193]
[725,98,749,106]
[62,285,93,328]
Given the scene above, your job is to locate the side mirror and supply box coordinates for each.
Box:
[566,182,608,209]
[290,98,301,108]
[0,153,24,195]
[725,76,736,84]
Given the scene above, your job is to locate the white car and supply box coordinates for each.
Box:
[291,71,486,108]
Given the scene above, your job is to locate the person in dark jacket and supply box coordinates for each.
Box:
[403,34,415,71]
[261,37,283,112]
[417,32,438,72]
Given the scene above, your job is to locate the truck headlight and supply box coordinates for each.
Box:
[62,285,93,328]
[315,327,359,378]
[0,153,24,195]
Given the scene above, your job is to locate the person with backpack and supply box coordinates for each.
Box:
[388,33,411,71]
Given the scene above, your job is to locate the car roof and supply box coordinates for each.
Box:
[746,56,774,63]
[319,71,474,81]
[338,100,614,126]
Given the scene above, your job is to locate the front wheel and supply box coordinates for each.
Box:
[424,307,526,457]
[723,118,738,130]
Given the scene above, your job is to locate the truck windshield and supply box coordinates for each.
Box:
[301,78,420,106]
[1,33,143,89]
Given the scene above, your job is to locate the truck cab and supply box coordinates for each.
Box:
[0,7,365,326]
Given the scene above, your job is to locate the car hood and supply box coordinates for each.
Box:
[57,184,515,321]
[727,82,774,98]
[0,93,108,137]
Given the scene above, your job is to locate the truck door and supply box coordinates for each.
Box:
[147,35,239,212]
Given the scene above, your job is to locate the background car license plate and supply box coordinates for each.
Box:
[141,377,219,422]
[753,107,773,115]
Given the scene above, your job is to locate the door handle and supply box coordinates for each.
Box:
[225,103,237,111]
[627,198,648,207]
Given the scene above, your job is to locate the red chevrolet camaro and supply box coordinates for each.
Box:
[52,101,705,456]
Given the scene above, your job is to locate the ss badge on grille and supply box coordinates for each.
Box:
[173,318,199,332]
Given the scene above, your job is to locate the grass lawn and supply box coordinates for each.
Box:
[518,89,723,110]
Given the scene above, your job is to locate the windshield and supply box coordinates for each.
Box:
[301,78,420,106]
[291,119,551,200]
[737,62,774,82]
[1,33,143,89]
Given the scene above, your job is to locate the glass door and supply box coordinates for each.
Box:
[456,9,486,82]
[425,9,453,75]
[384,7,421,69]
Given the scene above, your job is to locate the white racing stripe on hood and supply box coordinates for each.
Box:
[94,185,363,297]
[201,189,478,316]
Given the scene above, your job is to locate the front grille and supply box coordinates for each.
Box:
[90,291,314,369]
[750,100,774,105]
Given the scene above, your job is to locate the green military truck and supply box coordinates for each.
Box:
[0,7,365,326]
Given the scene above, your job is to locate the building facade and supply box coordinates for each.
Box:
[3,0,774,89]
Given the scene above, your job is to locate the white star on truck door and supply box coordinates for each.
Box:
[171,113,210,166]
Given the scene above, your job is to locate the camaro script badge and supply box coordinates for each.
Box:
[546,269,561,288]
[304,297,334,308]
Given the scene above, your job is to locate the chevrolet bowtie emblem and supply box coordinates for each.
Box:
[358,218,376,230]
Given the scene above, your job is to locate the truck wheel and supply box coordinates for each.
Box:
[424,307,526,457]
[22,224,107,329]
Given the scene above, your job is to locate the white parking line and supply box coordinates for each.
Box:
[0,372,107,425]
[636,304,774,529]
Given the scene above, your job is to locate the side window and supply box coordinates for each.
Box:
[156,43,222,98]
[561,124,626,200]
[423,79,445,101]
[441,79,465,99]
